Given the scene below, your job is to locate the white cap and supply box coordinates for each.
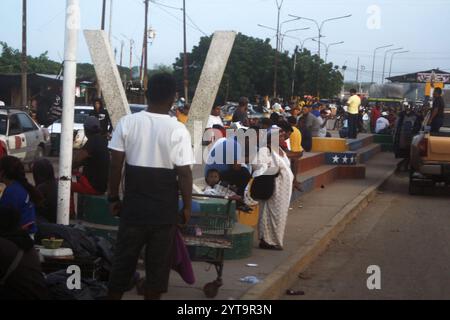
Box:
[0,101,5,107]
[381,111,388,116]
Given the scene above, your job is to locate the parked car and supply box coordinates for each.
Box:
[47,106,94,155]
[409,108,450,195]
[0,107,51,162]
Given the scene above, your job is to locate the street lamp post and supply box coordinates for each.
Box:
[312,39,344,63]
[289,14,351,96]
[382,47,404,84]
[389,50,409,78]
[273,0,284,98]
[291,36,322,99]
[259,24,310,53]
[288,14,351,61]
[279,28,310,52]
[371,44,394,83]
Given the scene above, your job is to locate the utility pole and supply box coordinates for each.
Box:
[291,45,298,99]
[183,0,189,103]
[101,0,106,30]
[356,57,360,83]
[119,40,124,67]
[108,0,113,41]
[371,44,393,84]
[129,39,134,83]
[21,0,27,107]
[58,0,79,225]
[144,0,149,96]
[273,0,283,99]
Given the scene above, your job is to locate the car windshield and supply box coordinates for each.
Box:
[54,108,91,124]
[0,115,7,135]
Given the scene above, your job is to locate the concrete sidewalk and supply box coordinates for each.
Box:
[123,152,399,300]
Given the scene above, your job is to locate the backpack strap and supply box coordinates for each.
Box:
[0,250,24,286]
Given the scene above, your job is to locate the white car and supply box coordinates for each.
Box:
[48,106,94,154]
[0,108,51,162]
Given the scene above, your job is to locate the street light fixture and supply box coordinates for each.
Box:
[279,28,310,52]
[257,24,310,52]
[389,50,409,78]
[288,13,352,96]
[382,47,404,84]
[371,44,394,83]
[312,39,344,63]
[288,14,351,61]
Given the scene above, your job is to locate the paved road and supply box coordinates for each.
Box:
[283,172,450,300]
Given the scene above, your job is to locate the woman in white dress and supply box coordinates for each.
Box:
[251,127,294,250]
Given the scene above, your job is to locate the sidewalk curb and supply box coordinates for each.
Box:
[239,166,397,300]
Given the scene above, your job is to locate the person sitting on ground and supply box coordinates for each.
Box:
[176,103,190,124]
[71,116,110,215]
[0,206,49,300]
[90,98,113,138]
[32,159,57,224]
[0,156,42,235]
[375,112,392,134]
[203,169,251,212]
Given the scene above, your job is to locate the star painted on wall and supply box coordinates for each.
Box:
[332,155,340,164]
[342,156,349,164]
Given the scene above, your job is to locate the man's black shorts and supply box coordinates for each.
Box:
[108,223,176,294]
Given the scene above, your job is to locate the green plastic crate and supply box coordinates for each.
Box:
[77,194,120,226]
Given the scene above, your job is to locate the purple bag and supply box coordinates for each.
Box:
[172,229,195,285]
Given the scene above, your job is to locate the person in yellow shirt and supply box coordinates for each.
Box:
[176,104,190,124]
[287,116,304,153]
[346,89,361,139]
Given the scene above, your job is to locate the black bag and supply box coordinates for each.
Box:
[250,172,280,201]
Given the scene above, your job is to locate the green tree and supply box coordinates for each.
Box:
[172,34,344,102]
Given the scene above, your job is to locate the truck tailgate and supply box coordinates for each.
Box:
[428,136,450,161]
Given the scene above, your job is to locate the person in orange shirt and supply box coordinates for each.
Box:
[176,104,190,124]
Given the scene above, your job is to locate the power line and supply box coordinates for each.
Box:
[186,13,208,36]
[150,1,207,36]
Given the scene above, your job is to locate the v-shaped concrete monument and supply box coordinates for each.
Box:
[84,30,130,127]
[84,30,236,146]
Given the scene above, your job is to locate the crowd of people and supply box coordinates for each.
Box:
[0,71,446,300]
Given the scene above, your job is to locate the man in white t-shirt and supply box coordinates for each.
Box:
[206,105,224,128]
[375,112,391,134]
[107,73,194,300]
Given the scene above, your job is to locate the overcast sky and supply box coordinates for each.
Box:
[1,0,450,83]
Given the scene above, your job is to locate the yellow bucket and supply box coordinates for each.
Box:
[237,204,259,228]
